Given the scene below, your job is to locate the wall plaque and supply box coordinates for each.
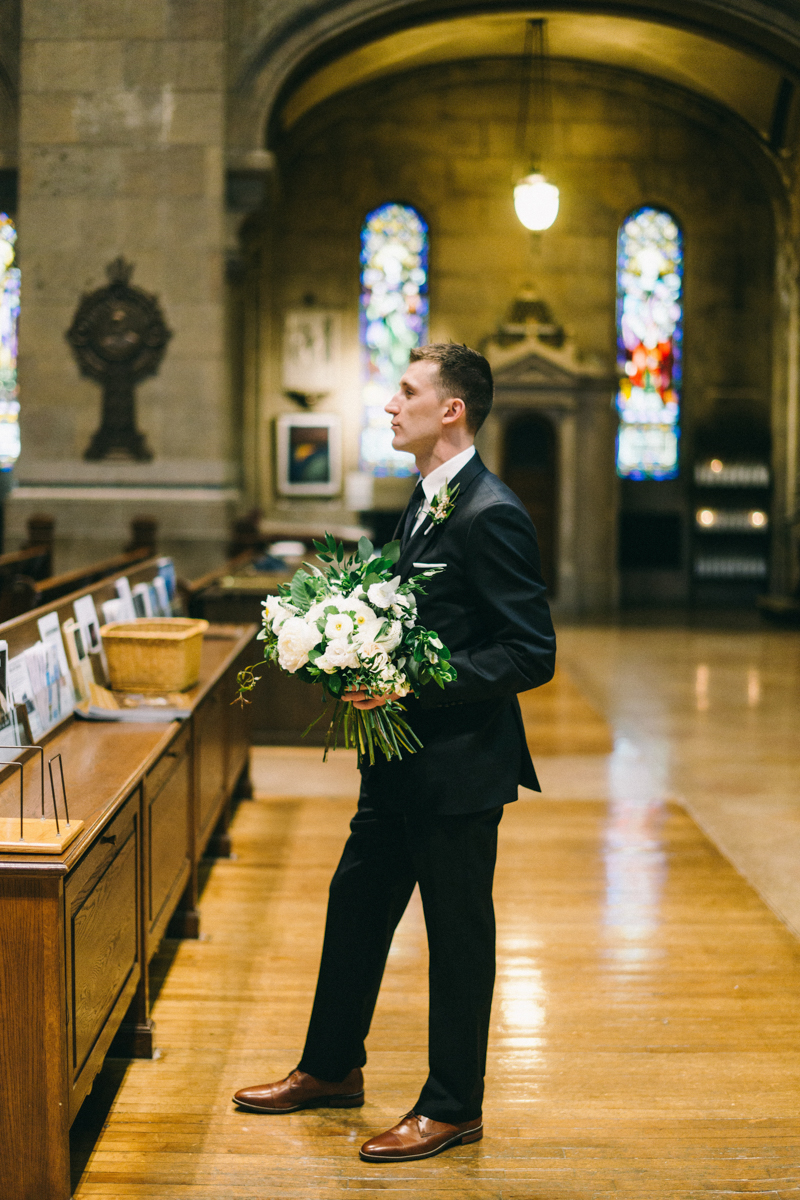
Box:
[282,309,341,406]
[66,257,172,460]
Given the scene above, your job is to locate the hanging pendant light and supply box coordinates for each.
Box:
[513,21,559,232]
[514,173,559,231]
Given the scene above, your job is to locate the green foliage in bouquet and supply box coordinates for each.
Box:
[234,533,457,766]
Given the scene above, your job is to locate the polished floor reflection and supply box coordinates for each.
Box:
[554,625,800,938]
[72,628,800,1198]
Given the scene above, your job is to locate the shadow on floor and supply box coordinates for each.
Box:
[69,936,184,1191]
[69,853,219,1191]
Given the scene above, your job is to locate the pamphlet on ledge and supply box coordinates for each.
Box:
[75,684,192,723]
[0,640,22,748]
[7,632,76,743]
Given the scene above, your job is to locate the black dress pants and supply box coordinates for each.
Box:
[297,794,503,1124]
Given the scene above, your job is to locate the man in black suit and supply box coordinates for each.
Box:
[234,343,556,1161]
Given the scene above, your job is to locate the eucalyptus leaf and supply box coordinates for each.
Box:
[290,570,311,608]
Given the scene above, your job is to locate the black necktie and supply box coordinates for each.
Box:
[400,480,425,548]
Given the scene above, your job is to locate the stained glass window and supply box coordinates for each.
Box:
[360,203,428,476]
[0,214,20,470]
[615,207,682,480]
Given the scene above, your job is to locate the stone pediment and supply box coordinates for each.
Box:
[486,335,614,390]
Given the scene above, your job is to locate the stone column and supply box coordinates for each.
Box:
[10,0,235,575]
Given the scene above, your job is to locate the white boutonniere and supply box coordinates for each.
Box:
[429,481,460,526]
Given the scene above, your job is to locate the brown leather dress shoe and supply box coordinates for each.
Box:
[359,1111,483,1162]
[232,1067,364,1114]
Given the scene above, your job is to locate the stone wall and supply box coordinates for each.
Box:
[0,0,19,168]
[7,0,236,575]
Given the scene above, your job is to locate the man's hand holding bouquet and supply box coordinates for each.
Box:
[235,533,456,766]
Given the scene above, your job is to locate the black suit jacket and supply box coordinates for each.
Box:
[360,451,556,816]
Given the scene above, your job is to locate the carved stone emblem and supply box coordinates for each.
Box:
[66,257,172,460]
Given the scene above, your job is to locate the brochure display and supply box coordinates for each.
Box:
[0,565,183,736]
[0,548,255,1200]
[0,745,83,852]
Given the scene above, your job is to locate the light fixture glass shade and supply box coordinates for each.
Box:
[513,173,560,231]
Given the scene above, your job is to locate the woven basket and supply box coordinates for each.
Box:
[100,618,209,692]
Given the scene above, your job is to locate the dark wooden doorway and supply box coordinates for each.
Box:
[502,412,558,594]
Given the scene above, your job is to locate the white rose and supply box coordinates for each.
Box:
[376,619,403,652]
[320,637,359,670]
[324,612,354,639]
[351,605,383,642]
[276,617,322,673]
[358,641,389,668]
[306,601,327,624]
[341,596,375,621]
[332,593,361,612]
[367,575,401,609]
[265,595,293,632]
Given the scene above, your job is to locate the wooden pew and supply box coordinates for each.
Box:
[0,510,57,594]
[179,548,259,618]
[0,545,152,620]
[0,556,257,1200]
[0,508,160,622]
[0,542,52,587]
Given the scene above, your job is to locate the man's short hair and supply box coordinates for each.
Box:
[409,343,493,433]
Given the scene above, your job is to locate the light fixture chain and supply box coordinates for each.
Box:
[515,19,550,170]
[515,19,536,162]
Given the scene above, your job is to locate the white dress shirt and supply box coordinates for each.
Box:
[410,444,476,535]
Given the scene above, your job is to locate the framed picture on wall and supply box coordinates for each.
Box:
[275,412,342,497]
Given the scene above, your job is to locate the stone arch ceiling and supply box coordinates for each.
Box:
[276,12,784,139]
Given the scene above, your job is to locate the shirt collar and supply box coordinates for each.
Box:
[420,444,476,503]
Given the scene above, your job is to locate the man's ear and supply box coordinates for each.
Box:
[442,397,466,425]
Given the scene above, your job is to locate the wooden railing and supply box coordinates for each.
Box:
[0,547,152,622]
[0,554,256,1200]
[0,542,52,582]
[0,512,160,622]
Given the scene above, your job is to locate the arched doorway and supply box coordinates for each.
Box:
[502,413,558,594]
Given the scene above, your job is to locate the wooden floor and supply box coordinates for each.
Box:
[71,630,800,1198]
[519,667,614,755]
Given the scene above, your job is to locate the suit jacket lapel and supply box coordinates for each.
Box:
[398,452,487,574]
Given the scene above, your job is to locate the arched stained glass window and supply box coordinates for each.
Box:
[0,214,20,471]
[360,203,428,476]
[615,207,682,479]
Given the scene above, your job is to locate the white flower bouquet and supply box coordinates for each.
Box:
[235,534,456,766]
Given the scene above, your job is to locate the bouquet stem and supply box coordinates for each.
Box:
[321,699,422,767]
